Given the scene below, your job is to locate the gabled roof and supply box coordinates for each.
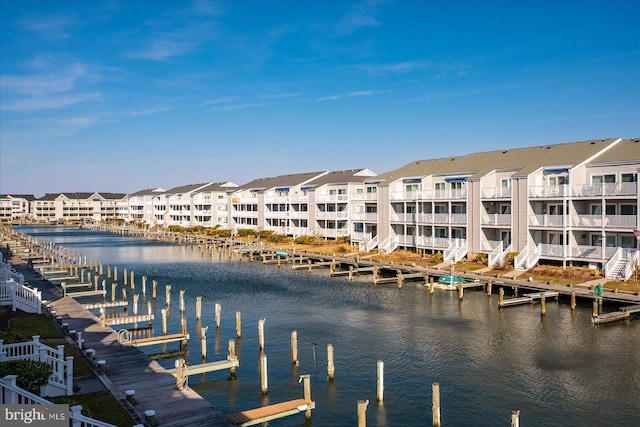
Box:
[194,182,238,193]
[97,192,127,200]
[38,193,61,201]
[1,194,36,201]
[234,171,327,192]
[305,169,377,188]
[129,188,167,197]
[587,138,640,165]
[375,138,621,183]
[165,183,211,195]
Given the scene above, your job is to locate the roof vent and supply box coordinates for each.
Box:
[503,150,508,153]
[591,141,596,144]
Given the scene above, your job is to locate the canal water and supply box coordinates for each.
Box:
[15,226,640,426]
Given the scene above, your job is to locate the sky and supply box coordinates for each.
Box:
[1,0,639,197]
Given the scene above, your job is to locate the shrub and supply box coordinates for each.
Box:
[236,228,255,238]
[432,252,443,263]
[0,331,27,344]
[474,252,488,264]
[0,360,53,394]
[294,235,317,245]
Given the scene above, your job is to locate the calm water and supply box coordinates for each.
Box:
[15,226,640,426]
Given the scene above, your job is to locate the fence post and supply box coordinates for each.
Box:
[3,375,19,404]
[66,356,74,395]
[70,405,83,427]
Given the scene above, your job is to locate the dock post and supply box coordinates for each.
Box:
[593,300,598,317]
[179,290,185,313]
[327,344,335,381]
[152,280,157,300]
[195,296,202,321]
[142,276,147,296]
[429,277,434,295]
[349,266,353,282]
[62,282,67,298]
[499,288,504,306]
[161,309,167,335]
[457,283,463,300]
[99,262,103,276]
[236,311,242,339]
[215,303,221,330]
[514,286,518,297]
[357,400,369,427]
[258,318,266,350]
[373,266,379,283]
[124,268,127,285]
[165,285,171,307]
[228,340,237,379]
[147,301,152,318]
[432,382,441,427]
[133,294,139,315]
[511,410,520,427]
[260,353,268,394]
[397,272,403,289]
[81,269,85,283]
[114,266,118,282]
[94,276,99,291]
[571,291,576,310]
[300,374,312,419]
[130,271,135,290]
[107,264,111,279]
[487,280,492,296]
[291,331,299,365]
[598,297,603,313]
[122,287,127,302]
[377,360,384,403]
[201,326,208,362]
[540,294,546,315]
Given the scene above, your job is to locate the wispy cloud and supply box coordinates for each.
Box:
[21,14,75,40]
[1,93,101,112]
[203,97,238,106]
[128,4,222,61]
[335,2,381,36]
[317,95,342,102]
[127,107,172,116]
[260,92,302,100]
[317,89,389,102]
[209,103,266,112]
[363,60,429,74]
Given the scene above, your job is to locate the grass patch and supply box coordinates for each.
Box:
[62,343,95,378]
[7,313,61,339]
[51,391,136,426]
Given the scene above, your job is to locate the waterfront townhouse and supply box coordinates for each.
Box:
[373,138,636,277]
[189,182,237,228]
[165,183,211,227]
[0,194,35,222]
[304,169,377,241]
[32,192,126,223]
[229,172,328,234]
[120,188,167,224]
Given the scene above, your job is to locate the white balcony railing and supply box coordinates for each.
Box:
[572,182,638,197]
[529,185,568,198]
[572,215,637,229]
[481,187,512,199]
[528,214,564,227]
[482,213,511,226]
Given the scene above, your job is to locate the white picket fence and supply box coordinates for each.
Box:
[0,335,73,397]
[1,375,120,427]
[0,256,41,314]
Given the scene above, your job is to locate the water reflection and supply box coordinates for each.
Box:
[15,226,640,426]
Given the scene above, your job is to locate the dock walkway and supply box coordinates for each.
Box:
[50,297,232,427]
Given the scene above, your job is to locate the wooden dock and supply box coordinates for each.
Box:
[102,313,154,327]
[593,304,640,324]
[49,296,231,426]
[125,333,189,347]
[82,301,128,309]
[499,291,559,307]
[166,357,239,376]
[228,399,314,426]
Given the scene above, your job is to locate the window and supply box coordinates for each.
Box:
[605,205,616,215]
[549,176,568,186]
[329,189,337,195]
[435,182,445,191]
[621,173,637,183]
[621,235,635,248]
[591,205,602,215]
[501,179,511,188]
[366,186,377,194]
[592,175,615,184]
[620,205,637,215]
[405,184,418,192]
[356,188,364,194]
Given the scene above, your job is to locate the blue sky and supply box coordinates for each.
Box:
[1,0,639,197]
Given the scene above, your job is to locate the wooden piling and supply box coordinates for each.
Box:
[122,287,127,302]
[215,303,221,330]
[130,271,135,290]
[457,283,463,300]
[201,326,208,361]
[291,331,299,366]
[487,280,492,296]
[301,374,312,419]
[593,300,598,317]
[107,264,111,279]
[511,410,520,427]
[357,400,369,427]
[142,276,147,296]
[161,309,167,335]
[166,285,171,306]
[123,268,127,285]
[327,344,335,381]
[540,294,546,315]
[571,291,576,310]
[349,266,353,282]
[133,294,139,315]
[258,318,266,350]
[152,280,157,299]
[377,360,384,403]
[111,283,117,302]
[195,296,202,320]
[499,287,504,306]
[236,311,242,339]
[432,382,441,427]
[260,353,268,394]
[429,277,434,295]
[179,290,185,313]
[228,339,237,379]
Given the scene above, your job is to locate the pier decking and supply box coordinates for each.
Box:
[49,297,232,426]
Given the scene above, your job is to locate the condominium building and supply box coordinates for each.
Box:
[32,192,126,223]
[0,194,35,222]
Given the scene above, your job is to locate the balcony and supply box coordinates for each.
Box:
[416,236,451,249]
[571,245,617,260]
[316,194,349,202]
[266,211,290,219]
[418,213,466,224]
[529,185,568,198]
[390,212,417,223]
[528,214,564,227]
[482,213,512,226]
[572,182,637,198]
[289,211,309,219]
[317,228,349,239]
[316,211,348,220]
[481,187,512,199]
[571,215,638,229]
[264,196,289,204]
